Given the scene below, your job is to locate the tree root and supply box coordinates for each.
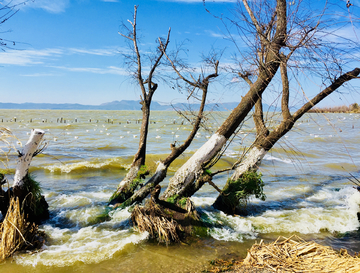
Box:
[131,189,204,244]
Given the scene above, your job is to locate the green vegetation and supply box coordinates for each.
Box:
[216,171,266,214]
[166,194,179,204]
[23,173,45,217]
[109,165,149,205]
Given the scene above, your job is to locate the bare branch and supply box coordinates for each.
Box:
[280,57,291,120]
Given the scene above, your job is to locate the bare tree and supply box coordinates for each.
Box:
[112,42,221,208]
[0,1,28,50]
[109,5,171,205]
[214,66,360,214]
[161,0,287,201]
[208,0,360,214]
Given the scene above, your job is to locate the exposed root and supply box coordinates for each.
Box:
[241,235,360,272]
[131,199,180,244]
[0,197,44,262]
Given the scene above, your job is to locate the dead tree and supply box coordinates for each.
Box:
[114,51,220,208]
[213,66,360,214]
[211,0,360,214]
[109,6,171,205]
[161,0,287,201]
[0,1,29,50]
[0,129,49,223]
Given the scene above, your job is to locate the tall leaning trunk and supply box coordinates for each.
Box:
[162,0,287,200]
[161,73,282,200]
[213,67,360,214]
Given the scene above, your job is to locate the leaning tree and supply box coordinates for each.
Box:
[197,1,360,213]
[110,28,221,208]
[162,0,360,206]
[161,0,288,201]
[109,5,171,205]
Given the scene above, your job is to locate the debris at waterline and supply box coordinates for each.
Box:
[0,197,44,262]
[214,235,360,273]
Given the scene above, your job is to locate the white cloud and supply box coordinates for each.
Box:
[162,0,236,2]
[68,48,117,56]
[0,48,63,65]
[3,0,70,13]
[205,30,226,38]
[21,72,60,77]
[51,65,128,75]
[0,47,121,66]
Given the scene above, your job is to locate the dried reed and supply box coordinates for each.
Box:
[242,235,360,272]
[0,197,39,261]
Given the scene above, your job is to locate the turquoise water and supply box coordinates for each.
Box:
[1,110,360,272]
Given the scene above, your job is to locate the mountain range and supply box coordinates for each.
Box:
[0,100,278,111]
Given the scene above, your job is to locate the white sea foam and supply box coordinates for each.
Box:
[249,188,360,234]
[191,196,216,207]
[205,211,256,242]
[15,206,148,267]
[263,154,292,164]
[15,227,148,266]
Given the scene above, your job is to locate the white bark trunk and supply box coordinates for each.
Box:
[231,146,267,181]
[118,164,140,188]
[152,161,167,182]
[162,133,227,199]
[13,129,45,188]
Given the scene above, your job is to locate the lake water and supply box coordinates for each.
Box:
[1,109,360,272]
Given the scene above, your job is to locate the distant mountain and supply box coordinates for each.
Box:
[0,100,279,112]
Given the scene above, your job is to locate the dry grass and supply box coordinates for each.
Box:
[0,197,41,261]
[240,235,360,272]
[309,103,360,113]
[131,199,180,244]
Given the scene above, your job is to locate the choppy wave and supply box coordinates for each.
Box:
[263,154,292,164]
[44,158,129,173]
[15,225,148,266]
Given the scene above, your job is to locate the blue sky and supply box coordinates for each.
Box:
[0,0,359,106]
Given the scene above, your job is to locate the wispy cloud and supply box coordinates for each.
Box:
[51,65,128,76]
[68,48,117,56]
[161,0,237,2]
[0,48,63,65]
[0,47,121,66]
[205,30,226,38]
[21,72,60,77]
[7,0,70,13]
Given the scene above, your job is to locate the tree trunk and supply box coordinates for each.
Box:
[109,103,150,205]
[13,129,45,199]
[162,133,227,200]
[1,129,49,224]
[161,0,287,201]
[213,67,360,214]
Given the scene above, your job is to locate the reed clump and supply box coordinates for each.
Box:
[239,235,360,272]
[0,197,44,262]
[309,103,360,113]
